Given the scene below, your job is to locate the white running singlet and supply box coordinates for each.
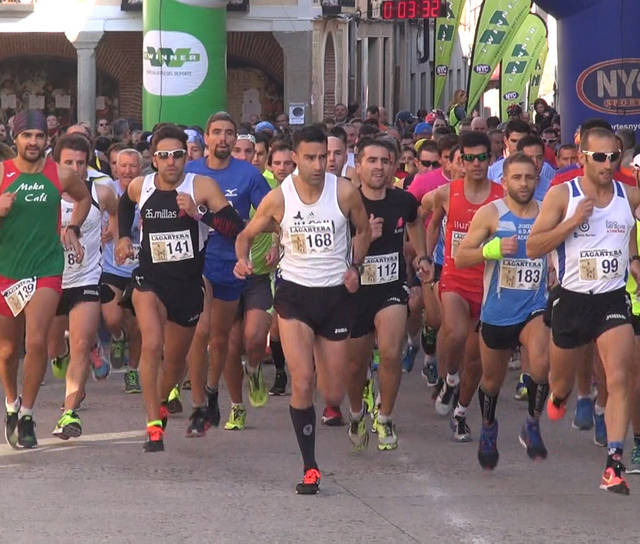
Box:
[279,173,350,287]
[554,178,634,294]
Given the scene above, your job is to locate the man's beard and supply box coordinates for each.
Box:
[214,147,230,160]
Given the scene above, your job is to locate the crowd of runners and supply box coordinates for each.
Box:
[1,99,640,496]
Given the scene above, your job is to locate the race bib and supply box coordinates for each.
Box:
[124,243,141,266]
[2,277,36,317]
[289,220,334,256]
[64,244,86,270]
[150,231,194,263]
[499,258,543,290]
[578,250,622,282]
[450,230,466,258]
[361,252,399,286]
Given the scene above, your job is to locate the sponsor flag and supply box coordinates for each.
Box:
[500,13,548,120]
[466,0,531,115]
[433,0,465,110]
[527,40,548,112]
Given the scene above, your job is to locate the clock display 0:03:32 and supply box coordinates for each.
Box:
[381,0,442,20]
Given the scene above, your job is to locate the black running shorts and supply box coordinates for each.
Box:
[480,309,545,351]
[56,285,101,316]
[349,283,409,339]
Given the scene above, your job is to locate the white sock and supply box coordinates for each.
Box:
[377,412,390,424]
[594,403,605,416]
[453,403,467,418]
[5,397,19,413]
[446,372,460,387]
[350,406,364,422]
[231,402,244,409]
[112,330,124,341]
[18,406,33,419]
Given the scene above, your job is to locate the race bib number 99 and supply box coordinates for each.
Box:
[578,250,622,282]
[289,220,334,256]
[150,231,194,263]
[2,277,36,317]
[499,258,543,290]
[361,252,399,286]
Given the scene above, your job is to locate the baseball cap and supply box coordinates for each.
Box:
[255,121,275,134]
[396,110,416,124]
[425,112,438,124]
[413,122,433,136]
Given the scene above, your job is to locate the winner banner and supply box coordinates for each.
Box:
[500,13,547,120]
[433,0,465,110]
[466,0,531,114]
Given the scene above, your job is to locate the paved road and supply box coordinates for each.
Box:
[0,363,637,543]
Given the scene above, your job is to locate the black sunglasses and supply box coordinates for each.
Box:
[582,150,621,163]
[420,160,441,168]
[462,152,490,163]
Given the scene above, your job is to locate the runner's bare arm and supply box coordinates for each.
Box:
[58,164,91,229]
[455,203,498,268]
[527,184,586,259]
[338,179,371,266]
[114,177,143,264]
[97,184,118,243]
[234,188,284,278]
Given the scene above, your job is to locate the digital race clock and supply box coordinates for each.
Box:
[381,0,445,20]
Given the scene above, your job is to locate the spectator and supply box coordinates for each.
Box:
[556,143,577,169]
[334,103,348,123]
[96,117,111,137]
[470,117,487,133]
[541,127,559,168]
[112,118,131,144]
[533,98,557,132]
[365,105,379,123]
[488,128,504,164]
[447,89,467,132]
[617,128,636,169]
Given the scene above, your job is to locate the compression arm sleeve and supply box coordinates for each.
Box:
[202,204,245,238]
[118,190,136,238]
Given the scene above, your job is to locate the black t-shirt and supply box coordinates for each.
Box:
[358,187,418,288]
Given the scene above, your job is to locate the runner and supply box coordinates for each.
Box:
[184,112,271,433]
[0,110,90,449]
[527,126,640,494]
[425,132,503,441]
[115,124,244,451]
[234,124,371,494]
[48,133,118,438]
[345,138,428,451]
[455,153,549,469]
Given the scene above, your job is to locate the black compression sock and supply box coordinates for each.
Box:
[478,387,498,425]
[271,340,285,372]
[289,405,317,471]
[528,380,549,419]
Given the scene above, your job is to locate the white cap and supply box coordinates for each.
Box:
[632,153,640,170]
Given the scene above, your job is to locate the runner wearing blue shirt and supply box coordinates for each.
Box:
[184,112,271,433]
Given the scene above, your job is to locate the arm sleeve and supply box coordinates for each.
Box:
[202,204,244,238]
[118,190,136,238]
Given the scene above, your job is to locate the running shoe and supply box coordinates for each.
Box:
[519,419,548,460]
[626,444,640,474]
[431,377,444,402]
[51,351,70,380]
[348,416,369,452]
[160,402,169,430]
[4,398,20,449]
[206,388,221,427]
[123,369,141,394]
[269,370,287,396]
[508,346,521,370]
[247,364,268,408]
[167,385,183,414]
[321,405,344,426]
[182,379,191,391]
[600,459,630,495]
[594,413,607,447]
[224,405,247,430]
[421,356,438,387]
[402,345,418,373]
[186,407,210,438]
[435,382,458,416]
[546,393,567,421]
[371,405,379,434]
[572,397,594,430]
[514,373,529,401]
[110,332,127,370]
[421,325,437,354]
[296,468,321,495]
[371,348,380,371]
[375,419,398,451]
[143,424,164,452]
[450,415,471,442]
[478,421,499,470]
[52,410,82,440]
[90,343,111,381]
[362,375,375,415]
[17,415,37,449]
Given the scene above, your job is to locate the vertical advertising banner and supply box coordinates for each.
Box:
[433,0,465,110]
[466,0,531,114]
[143,0,227,130]
[533,0,640,140]
[527,41,548,112]
[499,13,547,120]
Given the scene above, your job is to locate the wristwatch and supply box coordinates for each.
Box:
[197,204,208,221]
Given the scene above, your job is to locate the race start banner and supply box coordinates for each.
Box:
[433,0,465,110]
[466,0,531,115]
[527,41,548,113]
[499,12,547,120]
[534,0,640,140]
[142,0,227,130]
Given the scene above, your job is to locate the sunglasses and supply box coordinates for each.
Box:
[542,138,557,144]
[420,160,441,168]
[462,152,490,163]
[582,150,621,163]
[154,149,187,160]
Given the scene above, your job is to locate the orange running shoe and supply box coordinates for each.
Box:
[160,402,170,430]
[546,393,567,421]
[296,468,321,495]
[143,424,164,453]
[600,461,630,495]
